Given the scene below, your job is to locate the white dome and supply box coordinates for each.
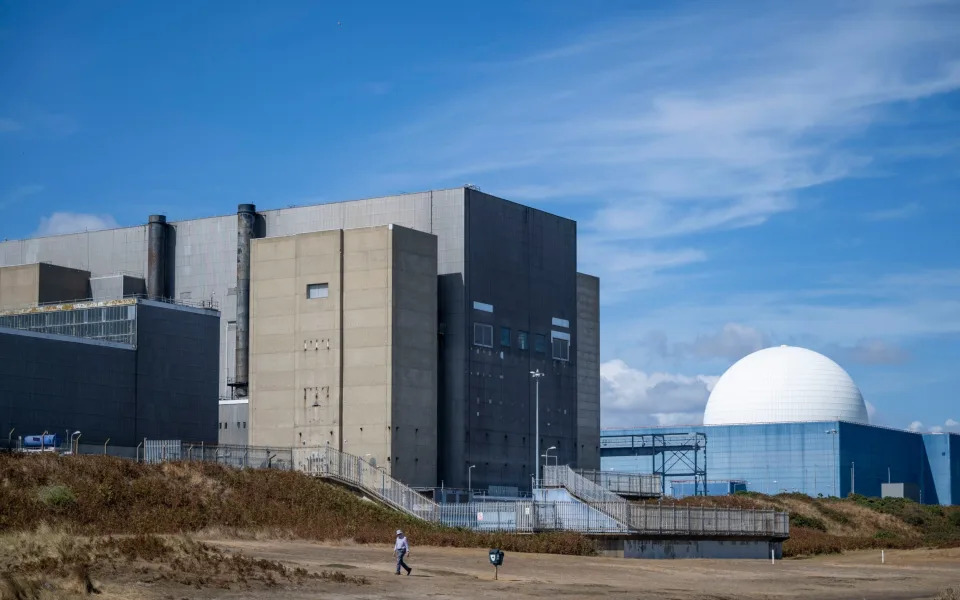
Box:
[703,345,868,426]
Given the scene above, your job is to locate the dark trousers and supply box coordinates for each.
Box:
[396,549,411,574]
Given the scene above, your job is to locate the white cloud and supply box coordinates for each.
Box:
[35,213,119,237]
[930,426,944,433]
[830,339,910,365]
[864,202,921,221]
[677,323,768,362]
[908,421,924,432]
[600,358,718,427]
[947,419,959,427]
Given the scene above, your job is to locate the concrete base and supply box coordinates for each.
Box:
[597,537,783,560]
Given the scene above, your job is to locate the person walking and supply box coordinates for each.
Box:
[394,529,412,576]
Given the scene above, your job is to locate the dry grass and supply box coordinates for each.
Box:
[938,586,960,600]
[0,453,595,557]
[648,491,960,557]
[0,526,367,597]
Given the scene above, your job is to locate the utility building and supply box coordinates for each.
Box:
[0,188,601,491]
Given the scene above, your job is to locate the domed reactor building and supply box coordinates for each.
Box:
[601,346,959,506]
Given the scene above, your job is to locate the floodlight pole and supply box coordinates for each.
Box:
[530,370,544,488]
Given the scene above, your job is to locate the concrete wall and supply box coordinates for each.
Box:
[389,226,438,486]
[576,273,600,470]
[0,263,91,310]
[0,328,137,446]
[135,301,220,444]
[597,538,782,560]
[248,226,438,486]
[91,274,146,300]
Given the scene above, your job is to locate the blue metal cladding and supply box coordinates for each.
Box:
[601,422,958,505]
[923,433,960,506]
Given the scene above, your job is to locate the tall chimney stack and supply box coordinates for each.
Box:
[146,215,167,300]
[234,204,257,397]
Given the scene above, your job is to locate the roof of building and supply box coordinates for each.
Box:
[703,345,869,426]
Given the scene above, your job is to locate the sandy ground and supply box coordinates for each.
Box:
[43,541,960,600]
[190,541,959,600]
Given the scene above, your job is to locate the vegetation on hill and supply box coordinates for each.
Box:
[0,453,593,556]
[649,491,960,556]
[2,453,957,560]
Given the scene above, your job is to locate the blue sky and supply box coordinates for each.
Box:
[1,1,958,432]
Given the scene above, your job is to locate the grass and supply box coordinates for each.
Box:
[0,525,367,597]
[0,453,594,556]
[649,490,960,557]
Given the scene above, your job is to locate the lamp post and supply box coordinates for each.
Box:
[542,445,557,472]
[825,429,838,497]
[70,431,81,455]
[468,464,476,500]
[530,369,544,487]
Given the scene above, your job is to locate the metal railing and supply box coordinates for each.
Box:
[575,468,662,497]
[543,465,788,538]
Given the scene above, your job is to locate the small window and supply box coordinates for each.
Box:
[500,327,511,347]
[474,323,493,347]
[473,301,494,313]
[518,331,529,350]
[243,422,247,429]
[534,334,546,353]
[552,317,569,328]
[552,337,570,361]
[307,283,329,299]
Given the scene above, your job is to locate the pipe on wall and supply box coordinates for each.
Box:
[234,203,257,397]
[146,215,167,300]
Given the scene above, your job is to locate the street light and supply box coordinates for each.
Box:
[530,369,544,487]
[825,429,838,497]
[70,431,81,455]
[468,465,476,499]
[542,446,557,471]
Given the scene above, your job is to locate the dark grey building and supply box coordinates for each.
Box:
[0,299,219,448]
[0,188,599,490]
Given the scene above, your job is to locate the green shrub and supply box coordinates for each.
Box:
[790,514,827,532]
[873,530,896,540]
[949,511,960,528]
[38,485,76,510]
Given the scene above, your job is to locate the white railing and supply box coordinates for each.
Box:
[543,465,788,538]
[575,468,662,497]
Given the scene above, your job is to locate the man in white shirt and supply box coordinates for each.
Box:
[394,529,412,575]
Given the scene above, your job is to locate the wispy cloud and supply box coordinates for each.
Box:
[0,184,44,209]
[0,118,23,133]
[647,323,770,363]
[864,202,921,221]
[35,212,119,237]
[829,339,910,365]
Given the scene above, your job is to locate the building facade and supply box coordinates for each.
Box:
[601,422,960,506]
[0,297,220,449]
[0,188,601,490]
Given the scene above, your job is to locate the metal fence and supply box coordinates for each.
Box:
[575,468,662,497]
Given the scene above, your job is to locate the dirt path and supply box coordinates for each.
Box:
[202,540,960,599]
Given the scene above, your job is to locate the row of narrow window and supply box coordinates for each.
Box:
[220,422,246,430]
[473,323,569,361]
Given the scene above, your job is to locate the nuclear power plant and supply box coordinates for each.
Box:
[0,187,601,493]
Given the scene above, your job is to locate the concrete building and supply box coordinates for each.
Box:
[248,226,438,486]
[0,294,220,450]
[0,188,601,491]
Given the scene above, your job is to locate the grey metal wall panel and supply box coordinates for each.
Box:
[218,402,249,445]
[454,189,579,491]
[135,302,220,443]
[0,328,138,446]
[576,273,601,470]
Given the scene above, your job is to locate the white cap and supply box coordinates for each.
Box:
[396,530,403,535]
